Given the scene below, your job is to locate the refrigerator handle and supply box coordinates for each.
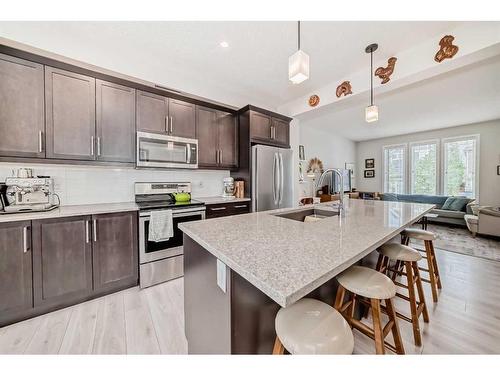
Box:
[272,153,278,205]
[278,153,284,205]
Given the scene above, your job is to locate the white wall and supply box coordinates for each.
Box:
[0,163,228,205]
[356,119,500,206]
[293,124,357,201]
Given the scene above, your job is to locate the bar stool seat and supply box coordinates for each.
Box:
[402,228,436,241]
[380,243,422,262]
[273,298,354,354]
[337,266,396,300]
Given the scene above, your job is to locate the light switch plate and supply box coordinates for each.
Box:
[216,259,227,293]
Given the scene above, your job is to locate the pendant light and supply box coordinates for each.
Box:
[365,43,379,123]
[289,21,309,84]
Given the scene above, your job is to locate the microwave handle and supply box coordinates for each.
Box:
[186,144,192,163]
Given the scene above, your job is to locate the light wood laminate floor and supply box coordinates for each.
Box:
[1,249,499,354]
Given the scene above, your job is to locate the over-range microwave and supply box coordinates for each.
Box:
[136,131,198,169]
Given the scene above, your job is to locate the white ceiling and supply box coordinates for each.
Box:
[0,21,460,109]
[299,55,500,141]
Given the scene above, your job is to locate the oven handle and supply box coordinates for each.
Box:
[139,208,206,218]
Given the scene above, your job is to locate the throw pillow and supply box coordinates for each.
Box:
[442,197,469,212]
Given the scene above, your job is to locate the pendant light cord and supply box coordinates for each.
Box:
[298,21,301,50]
[370,50,373,106]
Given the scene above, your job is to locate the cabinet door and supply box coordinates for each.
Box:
[92,211,138,293]
[169,98,196,138]
[45,67,96,160]
[249,111,272,142]
[0,221,33,325]
[196,106,219,167]
[218,111,238,168]
[96,80,136,163]
[272,117,290,147]
[0,54,45,158]
[32,216,93,308]
[136,90,168,134]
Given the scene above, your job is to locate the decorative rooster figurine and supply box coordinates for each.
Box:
[375,57,397,84]
[435,35,459,63]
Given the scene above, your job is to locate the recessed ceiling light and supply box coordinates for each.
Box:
[219,41,229,48]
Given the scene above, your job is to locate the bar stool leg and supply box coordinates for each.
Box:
[272,337,285,354]
[413,262,429,323]
[430,241,442,289]
[405,261,422,346]
[385,298,405,354]
[424,240,439,302]
[370,298,385,354]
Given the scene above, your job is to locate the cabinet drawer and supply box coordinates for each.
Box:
[206,201,251,219]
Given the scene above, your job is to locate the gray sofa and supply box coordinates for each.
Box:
[379,193,475,226]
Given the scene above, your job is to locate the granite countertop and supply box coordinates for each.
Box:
[0,202,138,223]
[196,196,251,205]
[179,199,434,307]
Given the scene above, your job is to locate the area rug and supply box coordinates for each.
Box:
[409,223,500,262]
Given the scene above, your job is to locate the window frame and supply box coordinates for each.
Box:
[409,139,440,195]
[441,134,480,200]
[383,143,408,194]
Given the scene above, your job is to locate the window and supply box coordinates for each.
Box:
[443,136,478,199]
[410,141,438,195]
[383,144,407,194]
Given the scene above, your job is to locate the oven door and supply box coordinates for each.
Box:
[136,131,198,169]
[139,209,205,264]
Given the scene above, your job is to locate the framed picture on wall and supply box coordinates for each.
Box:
[364,170,375,178]
[365,158,375,169]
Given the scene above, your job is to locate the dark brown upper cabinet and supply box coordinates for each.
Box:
[0,221,33,326]
[196,106,238,169]
[92,211,138,294]
[32,215,93,309]
[244,106,291,148]
[169,98,196,138]
[136,90,167,134]
[137,90,196,138]
[196,106,219,167]
[45,67,96,161]
[96,80,136,163]
[0,54,45,158]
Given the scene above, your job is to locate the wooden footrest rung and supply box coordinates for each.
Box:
[383,321,394,338]
[349,318,398,354]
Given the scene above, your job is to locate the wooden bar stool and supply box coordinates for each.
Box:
[401,228,442,302]
[377,243,430,346]
[334,266,405,355]
[273,298,354,354]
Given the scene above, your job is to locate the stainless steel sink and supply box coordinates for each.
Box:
[273,208,339,222]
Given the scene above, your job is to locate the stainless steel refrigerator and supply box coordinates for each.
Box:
[251,144,293,212]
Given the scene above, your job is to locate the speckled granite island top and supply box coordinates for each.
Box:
[179,199,434,307]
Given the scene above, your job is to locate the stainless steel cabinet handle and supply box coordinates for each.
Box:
[165,116,168,133]
[219,149,223,164]
[210,207,227,211]
[93,219,97,242]
[85,220,90,243]
[234,205,248,209]
[23,226,29,253]
[270,125,273,139]
[97,137,101,156]
[170,116,173,134]
[38,131,44,153]
[91,136,95,155]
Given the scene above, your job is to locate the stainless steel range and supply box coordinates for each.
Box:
[135,182,205,288]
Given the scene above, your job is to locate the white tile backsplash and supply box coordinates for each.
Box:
[0,163,229,205]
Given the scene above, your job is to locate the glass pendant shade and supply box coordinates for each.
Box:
[365,105,379,123]
[288,49,309,84]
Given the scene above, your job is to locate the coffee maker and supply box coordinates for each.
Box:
[1,169,59,213]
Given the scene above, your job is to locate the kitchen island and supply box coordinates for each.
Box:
[179,199,434,354]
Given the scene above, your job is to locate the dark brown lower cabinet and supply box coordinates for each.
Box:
[32,215,93,309]
[0,221,33,325]
[0,211,138,327]
[205,201,251,219]
[92,212,138,293]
